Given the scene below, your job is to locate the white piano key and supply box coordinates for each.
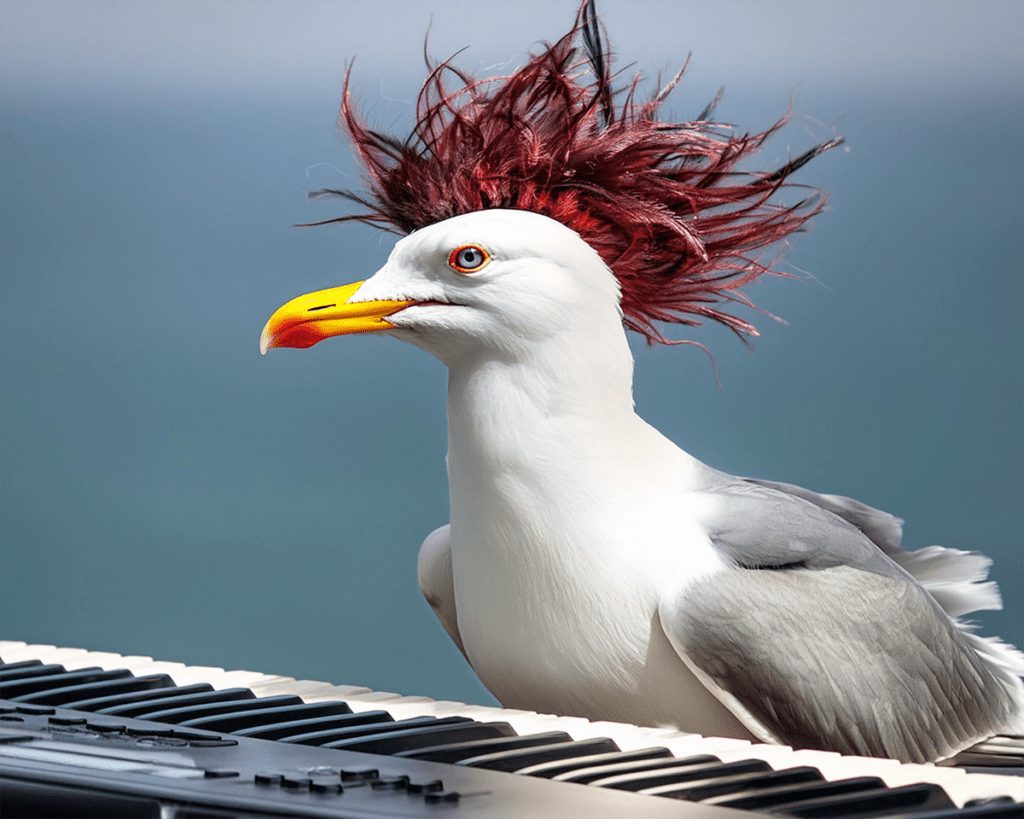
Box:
[300,684,374,701]
[1,645,90,665]
[246,678,338,698]
[60,653,153,671]
[207,671,294,691]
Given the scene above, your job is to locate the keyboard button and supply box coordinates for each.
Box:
[203,769,239,779]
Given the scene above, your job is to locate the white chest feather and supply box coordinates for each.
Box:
[442,356,736,728]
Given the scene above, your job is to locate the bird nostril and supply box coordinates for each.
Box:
[307,304,336,312]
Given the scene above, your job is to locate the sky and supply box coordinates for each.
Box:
[1,0,1021,711]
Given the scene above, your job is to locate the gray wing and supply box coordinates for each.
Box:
[741,477,904,556]
[662,478,1020,762]
[417,524,467,660]
[696,477,904,578]
[660,564,1019,762]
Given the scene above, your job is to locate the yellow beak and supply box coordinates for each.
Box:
[260,281,414,354]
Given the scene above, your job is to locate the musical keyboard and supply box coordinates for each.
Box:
[2,641,1021,818]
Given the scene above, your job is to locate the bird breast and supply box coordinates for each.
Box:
[443,359,731,718]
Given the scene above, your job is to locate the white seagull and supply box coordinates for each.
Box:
[261,2,1023,763]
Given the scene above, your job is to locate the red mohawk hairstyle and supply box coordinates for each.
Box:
[309,0,842,344]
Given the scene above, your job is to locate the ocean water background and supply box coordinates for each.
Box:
[2,0,1021,709]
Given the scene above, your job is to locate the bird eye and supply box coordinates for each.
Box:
[449,245,490,273]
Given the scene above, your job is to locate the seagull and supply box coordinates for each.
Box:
[260,1,1023,763]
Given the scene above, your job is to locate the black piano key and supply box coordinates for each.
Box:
[397,730,572,764]
[876,800,1024,819]
[0,662,61,682]
[552,753,719,784]
[516,746,674,778]
[772,782,956,817]
[178,700,353,732]
[15,674,176,707]
[589,757,771,791]
[0,659,45,671]
[286,715,452,746]
[63,682,216,713]
[646,765,823,801]
[946,752,1024,770]
[327,720,515,755]
[459,737,621,773]
[235,709,394,741]
[138,694,303,725]
[2,668,127,700]
[705,775,888,811]
[99,687,255,718]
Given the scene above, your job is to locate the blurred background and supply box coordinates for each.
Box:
[2,0,1021,709]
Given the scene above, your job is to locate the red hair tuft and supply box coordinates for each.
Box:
[309,0,842,344]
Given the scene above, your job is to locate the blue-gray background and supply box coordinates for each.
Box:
[2,0,1021,708]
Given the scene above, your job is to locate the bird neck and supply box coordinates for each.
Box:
[446,320,639,462]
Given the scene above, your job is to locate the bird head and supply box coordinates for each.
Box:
[260,209,622,369]
[262,0,839,363]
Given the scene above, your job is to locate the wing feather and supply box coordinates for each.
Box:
[417,524,467,659]
[660,564,1019,762]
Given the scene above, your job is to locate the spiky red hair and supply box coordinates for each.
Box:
[310,0,841,344]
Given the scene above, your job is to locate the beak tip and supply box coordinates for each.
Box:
[259,326,273,356]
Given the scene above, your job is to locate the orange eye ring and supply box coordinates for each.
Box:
[448,244,490,274]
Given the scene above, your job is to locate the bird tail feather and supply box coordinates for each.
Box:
[892,545,1002,618]
[894,545,1024,733]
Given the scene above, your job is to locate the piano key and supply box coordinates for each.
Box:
[703,775,890,811]
[775,782,956,817]
[459,737,622,773]
[641,765,823,800]
[398,730,573,764]
[552,753,720,784]
[950,753,1024,771]
[0,661,59,680]
[970,736,1024,754]
[322,717,480,750]
[13,674,176,707]
[327,720,516,755]
[177,699,352,732]
[0,645,91,666]
[589,758,772,791]
[1,667,126,700]
[58,682,216,713]
[285,715,449,746]
[99,687,255,717]
[886,802,1024,819]
[233,709,394,740]
[516,745,674,778]
[136,693,304,724]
